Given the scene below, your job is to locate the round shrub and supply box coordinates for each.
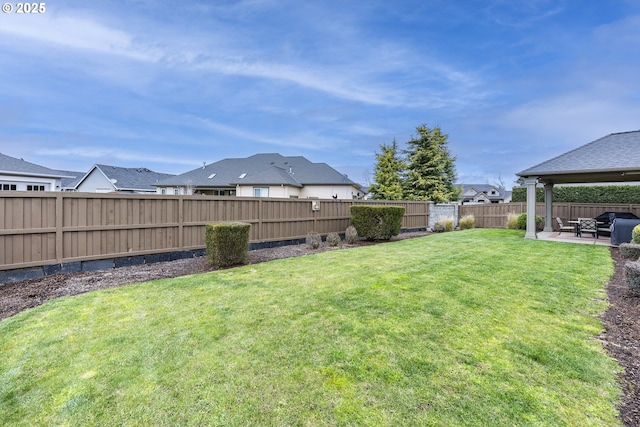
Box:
[633,224,640,244]
[326,232,341,247]
[305,231,322,249]
[345,225,358,244]
[620,243,640,260]
[516,213,543,231]
[625,261,640,296]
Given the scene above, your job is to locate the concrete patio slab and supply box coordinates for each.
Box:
[537,231,613,246]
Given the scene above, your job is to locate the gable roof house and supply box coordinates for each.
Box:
[0,153,75,192]
[155,153,363,199]
[74,164,175,194]
[457,184,512,204]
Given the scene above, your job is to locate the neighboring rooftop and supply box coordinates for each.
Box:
[77,164,175,192]
[0,153,75,179]
[156,153,358,188]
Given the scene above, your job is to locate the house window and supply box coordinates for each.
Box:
[1,184,17,191]
[161,188,167,195]
[253,187,269,197]
[174,188,180,195]
[27,185,45,191]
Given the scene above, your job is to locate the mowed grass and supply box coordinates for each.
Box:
[0,229,621,426]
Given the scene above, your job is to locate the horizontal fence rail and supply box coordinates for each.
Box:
[0,193,432,272]
[460,202,640,229]
[5,193,634,275]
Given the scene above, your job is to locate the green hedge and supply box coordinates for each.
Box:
[349,205,405,240]
[512,185,640,203]
[205,222,251,268]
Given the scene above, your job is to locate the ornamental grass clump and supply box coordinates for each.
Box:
[506,212,519,229]
[205,222,250,268]
[433,216,454,232]
[459,214,475,230]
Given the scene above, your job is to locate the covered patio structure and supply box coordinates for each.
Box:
[516,130,640,239]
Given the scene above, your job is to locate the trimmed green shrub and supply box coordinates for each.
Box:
[625,261,640,296]
[306,231,322,249]
[633,225,640,244]
[512,185,640,204]
[620,243,640,260]
[433,216,454,232]
[459,214,475,230]
[345,225,358,244]
[350,205,405,240]
[205,222,250,268]
[326,232,341,247]
[516,213,543,231]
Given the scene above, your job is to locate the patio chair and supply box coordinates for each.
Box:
[578,218,598,239]
[556,218,574,235]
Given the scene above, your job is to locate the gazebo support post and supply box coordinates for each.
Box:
[524,177,538,239]
[543,183,554,232]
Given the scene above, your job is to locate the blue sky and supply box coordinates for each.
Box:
[1,1,639,188]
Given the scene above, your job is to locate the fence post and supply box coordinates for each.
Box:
[178,197,184,250]
[56,193,63,263]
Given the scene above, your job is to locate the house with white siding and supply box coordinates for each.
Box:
[155,153,363,199]
[0,153,76,192]
[74,164,175,194]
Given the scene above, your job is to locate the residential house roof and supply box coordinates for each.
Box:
[0,153,75,179]
[76,164,175,192]
[517,130,640,184]
[52,169,85,189]
[156,153,359,189]
[458,184,511,202]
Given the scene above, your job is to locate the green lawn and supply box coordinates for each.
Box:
[0,229,621,426]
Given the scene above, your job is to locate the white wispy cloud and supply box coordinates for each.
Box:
[0,5,484,110]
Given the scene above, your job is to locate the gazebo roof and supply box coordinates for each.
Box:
[517,130,640,184]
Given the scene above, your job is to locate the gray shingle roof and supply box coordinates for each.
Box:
[0,153,75,178]
[85,164,175,191]
[156,153,358,188]
[458,184,509,201]
[518,130,640,176]
[52,169,85,189]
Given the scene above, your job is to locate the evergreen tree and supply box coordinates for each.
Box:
[368,140,405,200]
[403,125,459,202]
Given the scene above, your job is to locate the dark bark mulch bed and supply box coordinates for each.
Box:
[602,247,640,426]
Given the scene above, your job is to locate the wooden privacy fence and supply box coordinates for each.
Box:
[0,193,430,272]
[460,202,640,229]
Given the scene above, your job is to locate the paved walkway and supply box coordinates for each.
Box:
[536,231,613,246]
